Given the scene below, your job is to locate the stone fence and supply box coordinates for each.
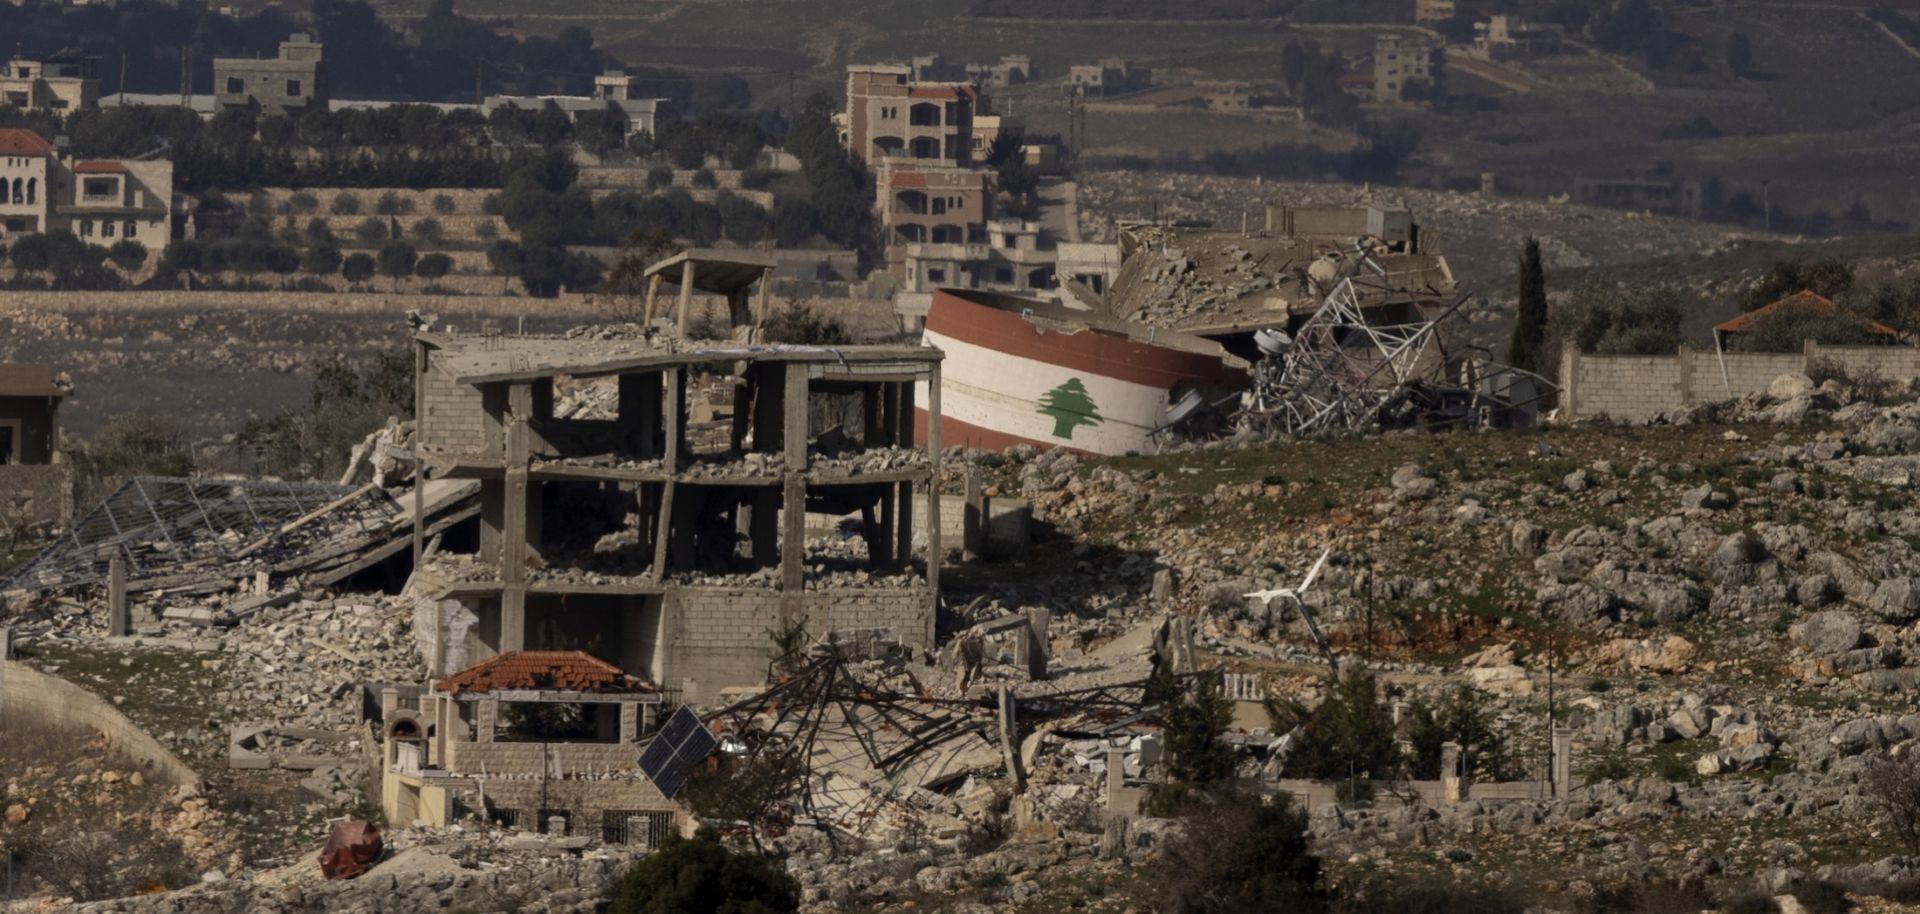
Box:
[0,641,202,788]
[1559,341,1920,421]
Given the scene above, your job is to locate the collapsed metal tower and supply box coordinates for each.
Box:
[1240,251,1470,436]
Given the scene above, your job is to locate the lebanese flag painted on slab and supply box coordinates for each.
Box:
[911,290,1243,456]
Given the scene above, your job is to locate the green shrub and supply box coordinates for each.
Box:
[608,828,798,914]
[1721,891,1781,914]
[374,190,415,215]
[431,193,457,214]
[1154,788,1322,914]
[329,192,362,215]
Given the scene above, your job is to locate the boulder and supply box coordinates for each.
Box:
[1792,611,1864,655]
[1769,373,1816,399]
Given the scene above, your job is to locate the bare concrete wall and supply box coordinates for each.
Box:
[1561,342,1920,420]
[0,661,201,787]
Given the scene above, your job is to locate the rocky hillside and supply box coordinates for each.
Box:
[943,368,1920,896]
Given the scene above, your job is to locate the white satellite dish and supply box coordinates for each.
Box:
[1254,327,1293,357]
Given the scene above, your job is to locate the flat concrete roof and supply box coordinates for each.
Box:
[642,249,778,296]
[420,333,939,386]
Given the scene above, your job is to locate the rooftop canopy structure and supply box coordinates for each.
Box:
[640,249,779,337]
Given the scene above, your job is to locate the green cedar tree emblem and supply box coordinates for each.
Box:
[1036,377,1104,440]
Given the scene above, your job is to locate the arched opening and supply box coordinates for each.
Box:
[894,190,928,215]
[894,224,926,244]
[871,135,904,158]
[930,224,963,244]
[909,102,941,127]
[909,137,940,159]
[24,177,35,204]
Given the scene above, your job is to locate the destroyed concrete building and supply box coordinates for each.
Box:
[1103,207,1455,358]
[406,327,946,704]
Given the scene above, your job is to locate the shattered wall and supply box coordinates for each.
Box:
[1561,343,1920,420]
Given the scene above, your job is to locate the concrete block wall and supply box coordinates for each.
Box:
[419,351,486,455]
[665,586,932,701]
[447,739,647,776]
[1562,344,1920,420]
[0,463,74,527]
[912,493,1032,555]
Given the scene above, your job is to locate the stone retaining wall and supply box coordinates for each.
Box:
[0,660,201,787]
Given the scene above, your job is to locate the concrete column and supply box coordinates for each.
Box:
[1676,344,1694,408]
[477,698,498,742]
[619,702,639,743]
[108,554,130,637]
[1440,741,1463,805]
[1552,726,1574,799]
[676,262,698,338]
[1025,607,1050,679]
[781,474,806,595]
[783,363,809,470]
[1559,348,1580,420]
[998,684,1024,790]
[962,470,984,561]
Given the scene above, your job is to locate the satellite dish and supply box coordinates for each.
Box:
[1254,328,1293,356]
[1166,388,1207,426]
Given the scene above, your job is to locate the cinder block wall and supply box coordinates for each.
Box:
[665,586,931,702]
[418,349,486,455]
[1561,344,1920,420]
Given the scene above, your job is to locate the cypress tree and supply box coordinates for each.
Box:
[1507,236,1548,372]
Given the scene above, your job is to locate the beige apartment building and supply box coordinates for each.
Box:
[0,128,172,243]
[214,35,327,116]
[1,53,98,113]
[840,64,979,167]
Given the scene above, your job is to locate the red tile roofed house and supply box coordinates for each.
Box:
[0,129,55,237]
[386,649,681,837]
[0,127,172,245]
[0,363,74,527]
[1713,290,1902,350]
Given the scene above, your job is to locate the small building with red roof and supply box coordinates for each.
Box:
[1713,290,1902,350]
[0,127,172,244]
[383,650,684,837]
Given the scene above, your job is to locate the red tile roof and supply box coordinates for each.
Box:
[0,129,54,156]
[435,650,652,694]
[73,161,128,174]
[1713,290,1900,338]
[908,85,975,100]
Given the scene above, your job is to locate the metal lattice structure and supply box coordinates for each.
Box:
[3,477,389,593]
[1240,251,1469,436]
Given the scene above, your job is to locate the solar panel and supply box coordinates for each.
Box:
[638,706,719,798]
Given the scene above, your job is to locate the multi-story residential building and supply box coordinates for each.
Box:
[877,161,991,271]
[0,129,54,237]
[214,34,327,116]
[0,53,99,113]
[0,128,172,243]
[840,64,979,167]
[62,159,174,245]
[967,55,1034,89]
[1372,35,1440,104]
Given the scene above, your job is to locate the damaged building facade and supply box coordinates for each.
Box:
[407,329,946,705]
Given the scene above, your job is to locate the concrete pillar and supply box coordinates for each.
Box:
[1024,607,1050,679]
[676,261,698,338]
[1552,726,1574,799]
[477,699,498,742]
[997,685,1024,790]
[619,702,639,743]
[1104,744,1127,810]
[380,687,400,722]
[1440,741,1463,805]
[962,470,985,561]
[108,554,130,637]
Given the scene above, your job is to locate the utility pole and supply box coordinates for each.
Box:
[119,51,127,104]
